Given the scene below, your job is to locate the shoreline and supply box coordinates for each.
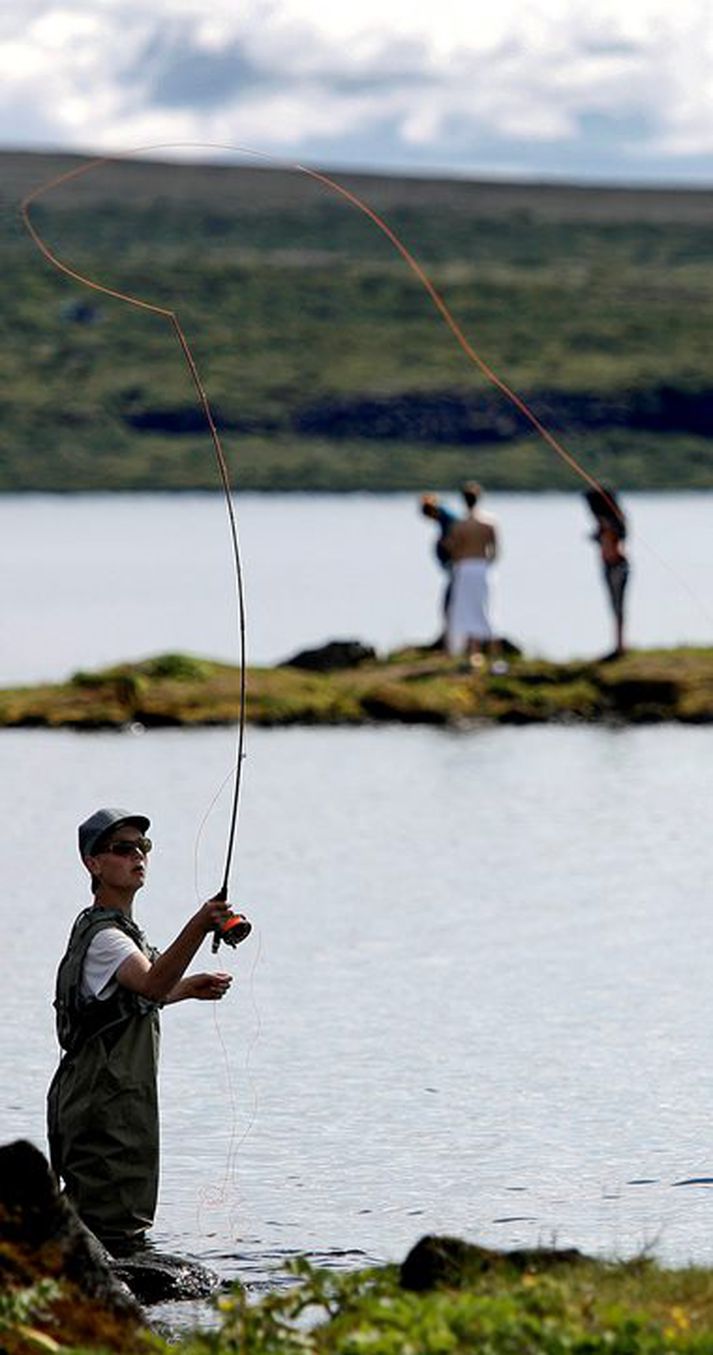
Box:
[1,645,713,729]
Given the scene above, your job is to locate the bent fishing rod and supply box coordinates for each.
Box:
[21,158,248,943]
[23,143,688,903]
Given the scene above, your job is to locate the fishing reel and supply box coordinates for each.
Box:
[211,910,252,954]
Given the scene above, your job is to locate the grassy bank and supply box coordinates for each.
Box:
[9,1243,713,1354]
[2,646,713,728]
[186,1249,713,1355]
[4,151,713,490]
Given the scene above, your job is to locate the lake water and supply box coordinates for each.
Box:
[3,492,713,1317]
[1,490,713,685]
[4,720,713,1290]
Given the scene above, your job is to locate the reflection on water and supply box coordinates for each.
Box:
[3,720,713,1300]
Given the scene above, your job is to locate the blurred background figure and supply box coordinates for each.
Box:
[419,492,458,648]
[584,484,630,660]
[444,482,501,670]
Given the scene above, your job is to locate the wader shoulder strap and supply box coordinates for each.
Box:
[53,907,157,1054]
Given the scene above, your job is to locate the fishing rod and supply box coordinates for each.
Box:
[20,144,636,586]
[23,144,713,858]
[21,156,250,940]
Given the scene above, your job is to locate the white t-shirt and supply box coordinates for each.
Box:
[82,928,141,1001]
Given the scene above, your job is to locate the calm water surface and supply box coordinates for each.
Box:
[3,721,713,1295]
[1,491,713,684]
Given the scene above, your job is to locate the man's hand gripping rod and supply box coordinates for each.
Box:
[211,884,252,954]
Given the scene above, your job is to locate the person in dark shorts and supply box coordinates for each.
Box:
[584,484,630,659]
[419,493,458,646]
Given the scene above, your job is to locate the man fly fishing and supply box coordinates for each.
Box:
[47,806,250,1255]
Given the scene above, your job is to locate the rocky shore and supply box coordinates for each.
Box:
[2,643,713,729]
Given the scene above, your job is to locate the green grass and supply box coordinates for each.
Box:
[2,647,713,728]
[15,1250,713,1355]
[183,1254,713,1355]
[4,151,713,490]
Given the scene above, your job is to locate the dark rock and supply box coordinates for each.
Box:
[110,1251,219,1305]
[400,1233,584,1292]
[0,1139,219,1317]
[0,1138,143,1329]
[280,639,377,671]
[400,1235,483,1290]
[598,674,679,720]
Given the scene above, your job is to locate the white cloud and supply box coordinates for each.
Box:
[31,8,101,45]
[0,40,47,78]
[1,0,712,180]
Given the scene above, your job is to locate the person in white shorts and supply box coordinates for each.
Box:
[444,482,502,669]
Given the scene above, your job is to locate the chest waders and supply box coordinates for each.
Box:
[47,907,161,1252]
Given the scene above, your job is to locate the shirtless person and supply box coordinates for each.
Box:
[444,482,500,668]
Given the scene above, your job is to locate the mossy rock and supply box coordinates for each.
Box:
[400,1234,585,1292]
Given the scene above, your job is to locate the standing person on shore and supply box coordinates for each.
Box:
[419,492,459,647]
[584,484,630,659]
[445,482,502,670]
[47,807,245,1255]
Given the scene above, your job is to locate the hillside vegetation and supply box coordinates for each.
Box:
[3,150,713,490]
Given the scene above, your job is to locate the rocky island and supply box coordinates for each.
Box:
[2,643,713,729]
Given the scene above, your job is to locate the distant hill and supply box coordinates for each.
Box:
[3,149,713,491]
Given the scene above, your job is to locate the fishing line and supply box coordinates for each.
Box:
[23,142,713,641]
[195,930,263,1243]
[191,754,263,1238]
[22,154,258,1246]
[20,140,604,530]
[22,141,712,1250]
[191,756,262,1240]
[21,159,247,903]
[296,161,713,634]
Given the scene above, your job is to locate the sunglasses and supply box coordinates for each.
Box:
[104,836,153,857]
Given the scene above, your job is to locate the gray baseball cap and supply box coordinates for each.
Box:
[78,807,151,860]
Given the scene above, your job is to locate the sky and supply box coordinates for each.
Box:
[3,0,713,185]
